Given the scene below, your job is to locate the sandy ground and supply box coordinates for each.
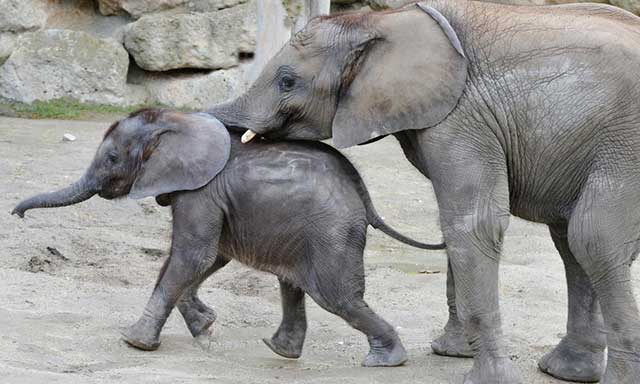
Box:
[1,117,638,384]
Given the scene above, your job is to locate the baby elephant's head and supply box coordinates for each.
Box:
[12,109,230,217]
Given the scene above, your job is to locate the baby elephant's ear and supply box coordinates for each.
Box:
[129,113,230,199]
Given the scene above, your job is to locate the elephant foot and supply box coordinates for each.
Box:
[431,329,473,358]
[263,316,307,359]
[464,356,521,384]
[178,297,217,337]
[122,318,161,351]
[262,336,303,359]
[538,336,604,383]
[362,337,408,367]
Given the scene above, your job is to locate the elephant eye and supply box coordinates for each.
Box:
[107,152,119,164]
[279,75,296,92]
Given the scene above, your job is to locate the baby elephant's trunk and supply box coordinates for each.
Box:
[12,176,97,218]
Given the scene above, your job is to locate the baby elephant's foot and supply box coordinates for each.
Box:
[178,298,217,337]
[122,318,161,351]
[362,337,408,367]
[262,330,305,359]
[538,337,604,383]
[464,356,521,384]
[431,329,474,358]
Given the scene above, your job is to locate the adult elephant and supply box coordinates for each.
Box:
[209,1,640,383]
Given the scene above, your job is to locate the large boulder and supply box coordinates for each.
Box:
[97,0,248,18]
[130,67,244,108]
[0,33,15,64]
[45,0,131,43]
[610,0,640,14]
[124,2,256,71]
[366,0,414,9]
[0,30,130,105]
[0,0,47,33]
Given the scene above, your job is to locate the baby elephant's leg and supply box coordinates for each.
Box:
[263,279,307,358]
[177,255,230,337]
[305,245,407,367]
[122,200,224,351]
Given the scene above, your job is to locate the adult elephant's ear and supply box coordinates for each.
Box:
[129,112,230,199]
[332,4,468,148]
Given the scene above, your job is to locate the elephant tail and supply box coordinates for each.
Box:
[340,154,446,251]
[366,203,446,250]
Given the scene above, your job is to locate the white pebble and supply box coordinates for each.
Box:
[62,133,76,142]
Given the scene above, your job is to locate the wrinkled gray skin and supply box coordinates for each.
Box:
[12,109,445,367]
[208,1,640,383]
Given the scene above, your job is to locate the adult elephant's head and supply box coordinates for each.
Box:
[210,3,467,148]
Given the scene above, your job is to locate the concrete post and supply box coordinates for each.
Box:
[247,0,330,84]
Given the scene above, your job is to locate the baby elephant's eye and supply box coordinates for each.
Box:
[107,152,119,164]
[279,76,296,92]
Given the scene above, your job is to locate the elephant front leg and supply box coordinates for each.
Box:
[421,132,519,383]
[177,255,230,337]
[538,223,605,383]
[263,279,307,359]
[431,259,473,358]
[443,211,521,384]
[123,201,224,351]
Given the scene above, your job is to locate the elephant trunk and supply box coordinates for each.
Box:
[207,97,250,129]
[209,98,267,143]
[12,175,97,218]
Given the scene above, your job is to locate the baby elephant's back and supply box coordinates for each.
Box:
[217,137,368,270]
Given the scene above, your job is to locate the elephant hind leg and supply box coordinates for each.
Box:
[568,178,640,384]
[177,255,230,337]
[538,223,606,383]
[302,246,407,367]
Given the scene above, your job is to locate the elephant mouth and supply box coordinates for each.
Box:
[98,190,117,200]
[98,186,128,200]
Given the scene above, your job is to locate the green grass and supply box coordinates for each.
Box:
[0,99,193,120]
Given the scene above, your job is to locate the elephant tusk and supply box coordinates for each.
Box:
[241,130,257,143]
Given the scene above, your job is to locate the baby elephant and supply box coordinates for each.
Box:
[13,109,444,367]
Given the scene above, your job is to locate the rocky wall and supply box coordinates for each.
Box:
[0,0,258,108]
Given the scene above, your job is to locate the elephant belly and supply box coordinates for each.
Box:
[509,199,573,224]
[218,225,306,278]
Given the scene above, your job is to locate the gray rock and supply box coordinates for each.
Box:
[366,0,412,9]
[610,0,640,14]
[97,0,248,18]
[486,0,607,5]
[0,32,16,64]
[137,67,244,109]
[0,30,130,105]
[98,0,183,17]
[0,0,47,32]
[186,0,249,13]
[0,103,17,117]
[124,2,256,71]
[44,0,132,43]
